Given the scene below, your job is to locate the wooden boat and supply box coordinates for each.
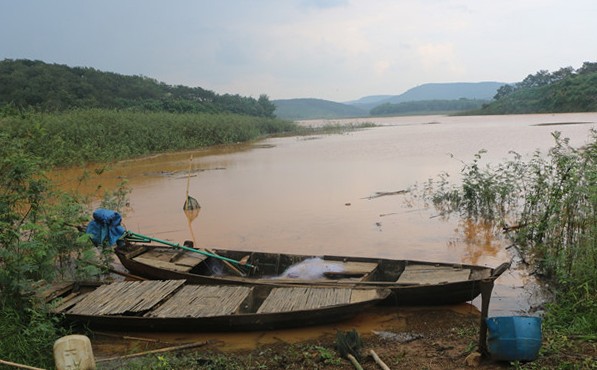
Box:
[115,241,510,306]
[46,280,390,332]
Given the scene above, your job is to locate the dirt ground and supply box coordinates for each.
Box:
[209,309,510,370]
[93,307,596,369]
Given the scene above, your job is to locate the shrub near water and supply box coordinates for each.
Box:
[422,130,597,348]
[0,109,299,167]
[0,132,96,368]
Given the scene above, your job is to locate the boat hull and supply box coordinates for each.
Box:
[48,281,390,332]
[115,243,510,307]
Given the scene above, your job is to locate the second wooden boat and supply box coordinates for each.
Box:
[47,280,390,331]
[115,241,510,306]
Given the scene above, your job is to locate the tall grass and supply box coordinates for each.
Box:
[422,130,596,340]
[0,109,299,167]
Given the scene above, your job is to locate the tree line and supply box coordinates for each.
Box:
[370,98,487,116]
[474,61,597,114]
[0,59,276,117]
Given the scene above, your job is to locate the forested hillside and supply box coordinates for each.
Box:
[0,59,276,117]
[473,62,597,114]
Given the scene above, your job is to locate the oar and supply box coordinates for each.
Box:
[124,231,255,270]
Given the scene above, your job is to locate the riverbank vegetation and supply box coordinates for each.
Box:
[0,108,300,167]
[420,129,597,367]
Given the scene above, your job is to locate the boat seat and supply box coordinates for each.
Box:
[133,248,207,272]
[397,264,471,285]
[322,261,378,280]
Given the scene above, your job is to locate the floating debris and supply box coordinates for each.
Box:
[363,190,409,200]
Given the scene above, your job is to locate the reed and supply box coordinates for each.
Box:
[0,109,300,167]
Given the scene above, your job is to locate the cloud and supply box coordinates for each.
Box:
[1,0,595,101]
[299,0,349,10]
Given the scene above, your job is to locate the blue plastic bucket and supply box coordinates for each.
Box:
[486,316,542,362]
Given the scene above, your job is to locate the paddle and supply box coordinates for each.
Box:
[124,231,255,270]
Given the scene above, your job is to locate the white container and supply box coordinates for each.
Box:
[53,334,96,370]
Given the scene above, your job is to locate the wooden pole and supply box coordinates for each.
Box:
[478,278,495,357]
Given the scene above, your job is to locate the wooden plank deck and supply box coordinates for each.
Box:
[133,248,207,272]
[67,280,185,316]
[397,264,471,285]
[146,285,252,318]
[257,287,352,313]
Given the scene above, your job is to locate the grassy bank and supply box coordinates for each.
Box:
[0,108,300,167]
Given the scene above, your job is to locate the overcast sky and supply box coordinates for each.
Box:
[1,1,595,102]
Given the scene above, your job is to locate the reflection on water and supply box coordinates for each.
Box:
[51,113,595,322]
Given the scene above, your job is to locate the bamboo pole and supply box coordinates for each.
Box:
[125,231,254,269]
[346,354,363,370]
[369,349,391,370]
[0,359,45,370]
[82,260,146,281]
[96,340,209,363]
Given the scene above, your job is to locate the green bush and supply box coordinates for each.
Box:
[0,133,99,367]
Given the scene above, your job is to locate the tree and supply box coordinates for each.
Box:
[258,94,277,118]
[493,84,516,100]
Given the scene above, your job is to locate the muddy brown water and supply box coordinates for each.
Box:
[51,113,597,354]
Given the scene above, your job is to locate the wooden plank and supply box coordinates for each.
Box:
[67,280,185,316]
[257,287,352,313]
[172,253,207,268]
[324,261,378,276]
[397,264,470,285]
[349,289,382,303]
[146,285,252,318]
[133,256,195,272]
[52,292,91,313]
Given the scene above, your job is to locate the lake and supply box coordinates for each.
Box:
[53,112,597,317]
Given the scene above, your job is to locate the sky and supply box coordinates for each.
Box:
[1,0,596,102]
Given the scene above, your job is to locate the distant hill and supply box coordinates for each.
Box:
[274,82,505,120]
[349,82,506,111]
[273,98,368,120]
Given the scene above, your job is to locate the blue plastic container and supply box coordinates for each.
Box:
[486,316,542,362]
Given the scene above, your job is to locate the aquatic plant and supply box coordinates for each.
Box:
[421,129,597,344]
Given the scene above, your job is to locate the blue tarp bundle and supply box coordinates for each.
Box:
[86,208,126,246]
